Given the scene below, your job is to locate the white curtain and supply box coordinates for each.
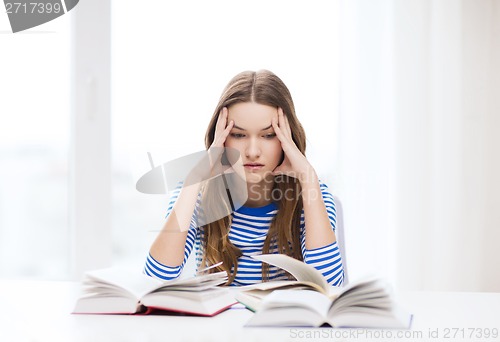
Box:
[337,0,500,292]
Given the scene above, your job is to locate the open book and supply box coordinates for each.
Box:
[235,254,412,328]
[73,266,237,316]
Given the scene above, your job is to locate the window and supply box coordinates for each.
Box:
[0,15,71,279]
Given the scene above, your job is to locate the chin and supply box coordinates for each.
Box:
[245,174,263,184]
[244,171,274,184]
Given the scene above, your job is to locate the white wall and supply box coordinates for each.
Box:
[337,0,397,286]
[339,0,500,292]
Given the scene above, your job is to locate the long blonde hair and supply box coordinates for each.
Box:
[201,70,306,284]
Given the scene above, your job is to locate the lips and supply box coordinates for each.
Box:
[244,163,264,170]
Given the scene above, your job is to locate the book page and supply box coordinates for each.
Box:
[328,305,412,329]
[245,306,325,327]
[141,288,237,316]
[235,282,326,312]
[332,275,383,299]
[85,267,163,299]
[153,271,227,291]
[251,254,329,293]
[326,277,412,329]
[238,280,325,293]
[260,290,331,318]
[234,291,263,312]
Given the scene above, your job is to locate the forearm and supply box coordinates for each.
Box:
[300,175,344,286]
[300,172,336,249]
[149,181,202,266]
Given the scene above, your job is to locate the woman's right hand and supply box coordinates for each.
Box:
[186,107,234,184]
[210,107,234,150]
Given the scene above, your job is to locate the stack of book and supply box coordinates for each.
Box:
[235,254,413,328]
[72,266,236,316]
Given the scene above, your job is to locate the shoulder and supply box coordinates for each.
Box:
[166,181,184,201]
[315,180,337,215]
[318,180,331,191]
[318,179,335,199]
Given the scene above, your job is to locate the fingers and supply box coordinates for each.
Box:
[213,107,234,147]
[221,118,234,142]
[272,115,284,140]
[272,108,291,142]
[217,108,233,144]
[277,108,292,139]
[215,107,228,135]
[201,107,236,180]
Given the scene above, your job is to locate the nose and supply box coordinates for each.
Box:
[245,137,261,159]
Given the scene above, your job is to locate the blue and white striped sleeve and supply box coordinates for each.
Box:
[300,182,344,287]
[143,183,200,281]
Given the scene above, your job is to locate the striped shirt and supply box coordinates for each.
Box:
[144,181,344,287]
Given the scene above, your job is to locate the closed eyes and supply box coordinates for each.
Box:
[229,133,276,139]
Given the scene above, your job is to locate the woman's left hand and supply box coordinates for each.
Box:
[271,108,316,181]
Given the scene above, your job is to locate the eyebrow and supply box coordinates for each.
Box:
[233,124,273,131]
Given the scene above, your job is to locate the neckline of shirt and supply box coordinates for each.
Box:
[235,201,278,216]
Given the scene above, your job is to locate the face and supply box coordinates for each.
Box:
[225,102,283,184]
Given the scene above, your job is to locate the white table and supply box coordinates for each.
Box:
[0,280,499,342]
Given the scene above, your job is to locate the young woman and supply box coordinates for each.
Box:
[145,70,344,286]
